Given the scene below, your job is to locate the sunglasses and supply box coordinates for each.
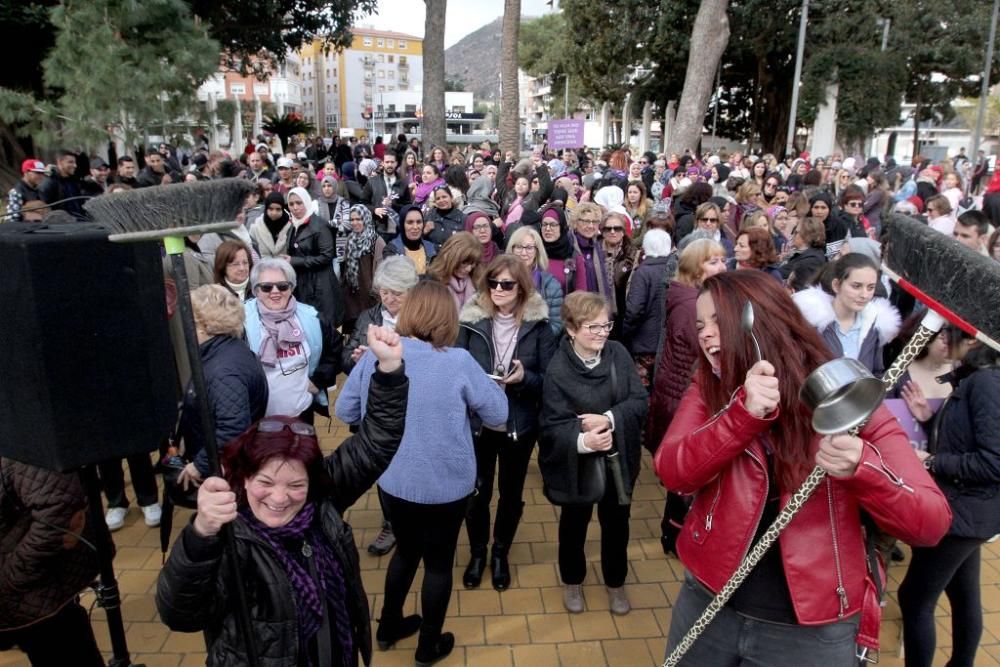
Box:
[845,201,863,208]
[698,216,719,222]
[257,420,316,436]
[487,278,517,292]
[602,226,625,233]
[258,282,292,293]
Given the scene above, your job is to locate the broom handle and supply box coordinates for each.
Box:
[165,237,261,667]
[662,312,943,667]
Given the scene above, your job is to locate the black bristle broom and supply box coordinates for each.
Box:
[665,213,1000,666]
[85,179,260,667]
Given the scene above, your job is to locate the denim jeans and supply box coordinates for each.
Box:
[666,573,860,667]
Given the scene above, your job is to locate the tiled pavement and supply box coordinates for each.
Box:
[4,413,1000,666]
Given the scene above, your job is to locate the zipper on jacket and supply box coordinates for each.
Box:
[704,475,722,532]
[690,387,742,438]
[826,478,849,617]
[860,442,915,493]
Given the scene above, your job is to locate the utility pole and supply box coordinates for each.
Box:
[968,0,1000,194]
[564,76,569,118]
[785,0,809,159]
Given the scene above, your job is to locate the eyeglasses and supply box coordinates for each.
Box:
[602,226,625,233]
[540,221,560,229]
[577,218,599,226]
[512,244,536,253]
[698,217,719,223]
[257,420,316,436]
[583,321,613,335]
[765,181,779,188]
[844,201,862,208]
[472,223,491,231]
[258,282,292,293]
[487,278,517,292]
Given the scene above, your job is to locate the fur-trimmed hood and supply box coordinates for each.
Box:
[459,291,549,326]
[792,286,901,345]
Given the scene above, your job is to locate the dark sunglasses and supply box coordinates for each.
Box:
[844,201,863,207]
[258,281,292,293]
[487,278,517,292]
[698,216,719,222]
[602,226,625,233]
[257,420,316,436]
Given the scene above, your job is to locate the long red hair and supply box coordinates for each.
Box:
[697,271,833,490]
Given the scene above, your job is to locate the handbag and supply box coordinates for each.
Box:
[155,409,199,510]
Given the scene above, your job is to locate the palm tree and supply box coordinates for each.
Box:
[422,0,447,152]
[500,0,521,157]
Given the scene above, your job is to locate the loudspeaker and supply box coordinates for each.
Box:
[0,222,177,471]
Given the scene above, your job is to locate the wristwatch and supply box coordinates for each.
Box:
[923,454,936,473]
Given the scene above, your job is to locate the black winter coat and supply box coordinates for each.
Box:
[539,339,648,500]
[779,246,826,292]
[424,206,467,249]
[456,293,556,440]
[157,366,410,667]
[341,304,384,376]
[931,367,1000,539]
[289,214,345,328]
[623,255,671,355]
[183,336,269,476]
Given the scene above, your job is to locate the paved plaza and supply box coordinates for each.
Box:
[3,406,1000,667]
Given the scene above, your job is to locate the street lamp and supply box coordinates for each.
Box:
[785,0,809,159]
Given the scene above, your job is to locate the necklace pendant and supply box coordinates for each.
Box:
[495,364,506,376]
[301,542,313,558]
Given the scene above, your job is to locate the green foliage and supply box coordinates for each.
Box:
[188,0,378,77]
[0,0,219,148]
[518,13,581,117]
[263,113,316,148]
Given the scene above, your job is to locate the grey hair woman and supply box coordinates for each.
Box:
[343,255,419,376]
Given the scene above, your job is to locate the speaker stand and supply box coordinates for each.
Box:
[80,465,145,667]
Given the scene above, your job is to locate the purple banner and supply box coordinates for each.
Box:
[547,119,585,150]
[883,398,943,451]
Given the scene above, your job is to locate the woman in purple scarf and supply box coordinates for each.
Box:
[157,326,412,667]
[569,203,615,315]
[411,163,445,208]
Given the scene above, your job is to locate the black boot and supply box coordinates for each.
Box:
[491,543,511,591]
[375,613,422,650]
[414,629,455,666]
[463,546,488,589]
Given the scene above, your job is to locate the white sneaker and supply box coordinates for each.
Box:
[141,503,162,527]
[105,507,127,532]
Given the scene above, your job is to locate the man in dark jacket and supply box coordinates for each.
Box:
[113,155,140,188]
[137,146,173,187]
[0,459,104,666]
[361,153,411,238]
[39,149,86,218]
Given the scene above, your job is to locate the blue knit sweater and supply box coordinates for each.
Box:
[335,337,508,504]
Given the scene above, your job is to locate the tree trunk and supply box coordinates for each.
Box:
[500,0,522,156]
[912,83,922,159]
[667,0,730,156]
[422,0,447,151]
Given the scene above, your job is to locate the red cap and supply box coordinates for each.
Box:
[21,159,46,174]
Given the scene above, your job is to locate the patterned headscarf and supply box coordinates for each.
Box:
[344,204,378,291]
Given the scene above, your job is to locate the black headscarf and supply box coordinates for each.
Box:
[263,191,290,240]
[397,204,425,251]
[534,205,572,260]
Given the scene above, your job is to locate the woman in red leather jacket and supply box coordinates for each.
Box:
[654,270,951,665]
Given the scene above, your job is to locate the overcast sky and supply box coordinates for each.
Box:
[362,0,556,48]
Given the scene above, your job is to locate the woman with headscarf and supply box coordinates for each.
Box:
[249,191,293,259]
[341,204,386,335]
[425,184,467,250]
[339,161,365,204]
[384,205,437,275]
[535,205,585,294]
[809,190,848,259]
[466,211,501,268]
[315,175,352,278]
[286,186,345,329]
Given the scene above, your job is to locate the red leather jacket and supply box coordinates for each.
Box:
[654,380,951,648]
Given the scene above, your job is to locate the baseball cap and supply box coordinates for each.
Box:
[21,159,47,174]
[276,157,294,169]
[91,157,109,170]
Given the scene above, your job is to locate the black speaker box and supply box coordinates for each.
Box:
[0,222,177,471]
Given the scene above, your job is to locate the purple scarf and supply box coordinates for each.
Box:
[574,232,605,294]
[241,502,353,666]
[413,177,445,205]
[256,297,304,367]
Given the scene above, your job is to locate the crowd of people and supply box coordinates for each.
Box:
[3,134,1000,667]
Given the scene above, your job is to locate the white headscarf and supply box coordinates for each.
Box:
[287,186,318,227]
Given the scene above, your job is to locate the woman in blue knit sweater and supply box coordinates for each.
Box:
[335,281,507,666]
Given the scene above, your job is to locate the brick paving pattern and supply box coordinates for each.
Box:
[4,412,1000,666]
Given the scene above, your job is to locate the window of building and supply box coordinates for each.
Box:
[377,38,384,47]
[363,36,372,46]
[388,104,396,112]
[398,40,407,49]
[387,39,395,48]
[405,104,417,113]
[388,86,395,91]
[378,70,384,78]
[378,85,386,92]
[326,85,331,93]
[377,54,384,63]
[388,70,395,79]
[451,106,466,113]
[388,55,394,63]
[230,83,246,96]
[399,56,408,65]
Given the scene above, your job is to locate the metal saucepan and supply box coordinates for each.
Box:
[800,357,886,434]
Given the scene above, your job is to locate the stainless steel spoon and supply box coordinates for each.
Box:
[742,301,763,363]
